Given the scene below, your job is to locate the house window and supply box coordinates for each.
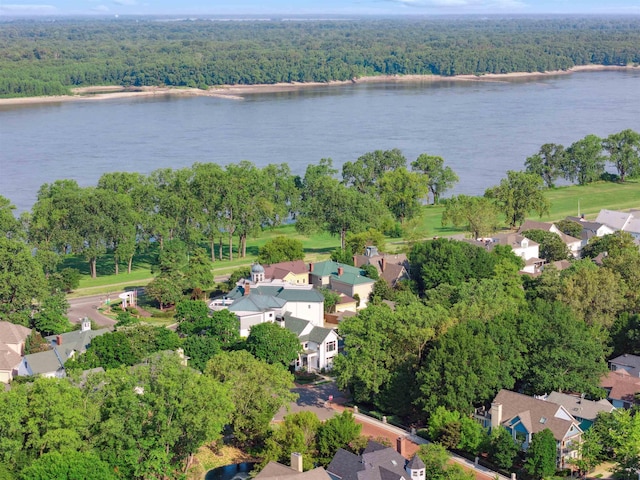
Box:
[412,472,418,477]
[326,341,337,353]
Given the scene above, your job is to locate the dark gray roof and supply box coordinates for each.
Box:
[327,441,408,480]
[23,348,65,375]
[406,455,424,471]
[284,316,310,336]
[46,328,110,360]
[327,449,363,480]
[544,392,614,421]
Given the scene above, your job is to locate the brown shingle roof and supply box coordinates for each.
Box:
[493,389,579,442]
[0,321,31,345]
[601,370,640,404]
[263,260,310,280]
[256,463,331,480]
[0,347,21,371]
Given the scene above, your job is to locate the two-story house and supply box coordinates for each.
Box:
[475,389,583,469]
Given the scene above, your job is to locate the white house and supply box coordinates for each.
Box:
[519,220,582,258]
[284,315,339,372]
[210,283,325,337]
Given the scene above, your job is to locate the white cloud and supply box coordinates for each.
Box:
[0,3,57,13]
[113,0,137,6]
[92,4,110,12]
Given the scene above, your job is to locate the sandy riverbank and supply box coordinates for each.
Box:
[0,64,636,107]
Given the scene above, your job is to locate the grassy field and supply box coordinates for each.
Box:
[66,180,640,297]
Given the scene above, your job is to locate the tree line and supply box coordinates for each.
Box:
[2,17,640,97]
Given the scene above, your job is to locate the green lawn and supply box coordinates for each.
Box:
[66,180,640,297]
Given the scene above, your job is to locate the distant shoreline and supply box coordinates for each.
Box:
[0,64,637,107]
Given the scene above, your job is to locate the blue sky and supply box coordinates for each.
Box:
[1,0,640,17]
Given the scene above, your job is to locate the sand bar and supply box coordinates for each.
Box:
[0,64,637,107]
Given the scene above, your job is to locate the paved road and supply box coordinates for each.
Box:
[67,293,118,329]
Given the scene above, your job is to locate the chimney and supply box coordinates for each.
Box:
[381,257,386,273]
[396,436,406,456]
[490,402,502,429]
[309,263,314,272]
[56,335,62,346]
[244,282,250,296]
[337,267,344,276]
[291,452,303,473]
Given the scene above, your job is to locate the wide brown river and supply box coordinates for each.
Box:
[1,70,640,212]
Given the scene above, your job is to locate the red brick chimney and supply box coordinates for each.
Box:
[309,263,314,272]
[381,257,386,273]
[337,267,344,276]
[244,282,250,296]
[396,436,405,456]
[56,335,62,346]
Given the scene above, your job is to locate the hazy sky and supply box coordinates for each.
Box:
[1,0,640,17]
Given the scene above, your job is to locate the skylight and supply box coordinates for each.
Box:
[540,417,547,424]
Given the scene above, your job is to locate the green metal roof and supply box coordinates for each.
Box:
[311,261,375,286]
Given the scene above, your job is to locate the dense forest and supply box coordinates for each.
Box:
[1,16,640,97]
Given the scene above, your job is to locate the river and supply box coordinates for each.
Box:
[1,70,640,213]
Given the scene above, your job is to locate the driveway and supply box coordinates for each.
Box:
[275,380,346,422]
[67,294,117,329]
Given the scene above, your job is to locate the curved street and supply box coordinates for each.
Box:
[67,293,117,329]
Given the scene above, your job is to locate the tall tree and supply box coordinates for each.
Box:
[0,196,22,240]
[297,160,388,250]
[524,429,557,479]
[258,236,305,264]
[411,154,459,204]
[342,149,407,195]
[205,350,297,444]
[564,134,606,185]
[245,322,302,367]
[87,353,233,478]
[441,195,499,239]
[521,229,570,262]
[524,143,565,188]
[484,170,549,228]
[378,167,429,223]
[0,237,47,326]
[603,129,640,182]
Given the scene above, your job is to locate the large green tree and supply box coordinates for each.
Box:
[205,350,297,443]
[411,154,459,205]
[484,170,550,228]
[564,134,606,185]
[441,195,499,239]
[258,236,305,264]
[87,353,233,478]
[524,429,557,479]
[408,238,498,294]
[521,229,570,262]
[0,237,47,326]
[603,129,640,182]
[245,322,302,367]
[524,143,566,188]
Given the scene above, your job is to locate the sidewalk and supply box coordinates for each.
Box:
[330,402,509,480]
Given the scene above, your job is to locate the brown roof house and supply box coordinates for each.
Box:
[474,389,583,470]
[256,453,332,480]
[601,354,640,409]
[0,321,31,384]
[353,246,409,288]
[327,439,425,480]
